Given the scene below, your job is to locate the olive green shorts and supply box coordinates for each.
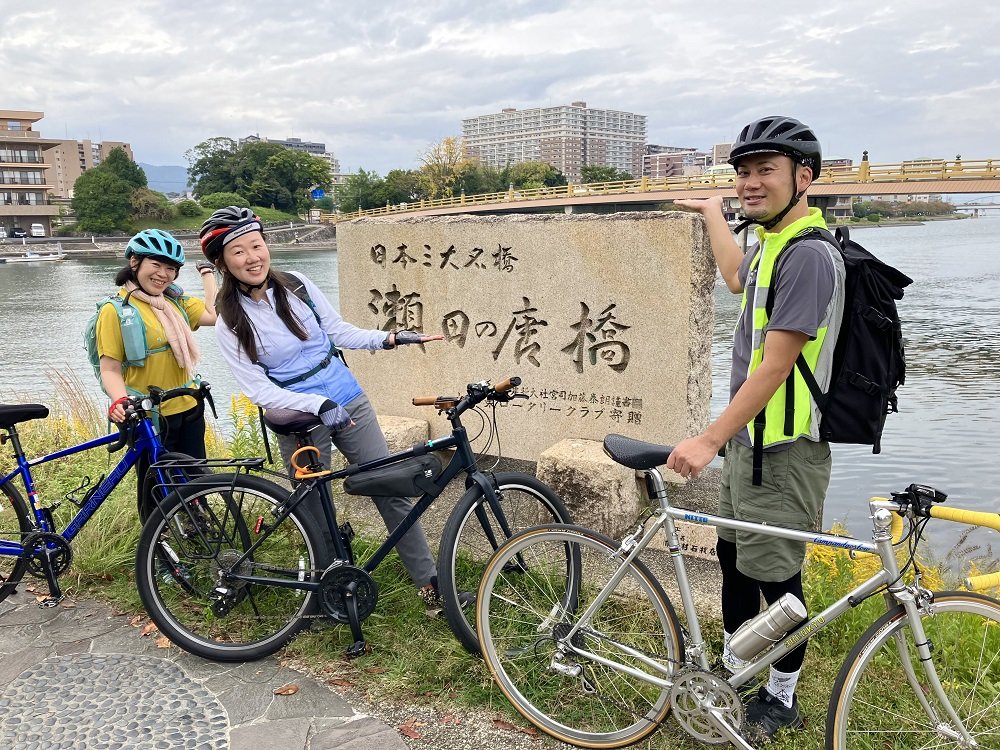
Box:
[718,438,831,582]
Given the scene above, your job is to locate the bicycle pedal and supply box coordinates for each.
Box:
[345,639,371,659]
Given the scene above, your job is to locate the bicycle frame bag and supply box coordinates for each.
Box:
[343,454,442,498]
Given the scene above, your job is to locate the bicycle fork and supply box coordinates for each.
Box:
[891,586,979,747]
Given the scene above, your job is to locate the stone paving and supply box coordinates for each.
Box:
[0,590,407,750]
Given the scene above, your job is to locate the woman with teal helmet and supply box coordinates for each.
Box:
[96,228,219,520]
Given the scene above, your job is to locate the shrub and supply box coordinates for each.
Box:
[200,192,250,210]
[176,199,202,217]
[866,213,881,223]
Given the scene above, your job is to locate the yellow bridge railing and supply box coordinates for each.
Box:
[322,159,1000,223]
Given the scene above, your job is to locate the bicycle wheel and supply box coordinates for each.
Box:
[827,591,1000,750]
[439,472,572,654]
[136,474,325,662]
[477,524,684,749]
[0,482,32,603]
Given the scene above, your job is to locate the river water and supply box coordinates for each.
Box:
[1,218,997,552]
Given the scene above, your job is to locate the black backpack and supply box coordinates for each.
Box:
[766,226,912,453]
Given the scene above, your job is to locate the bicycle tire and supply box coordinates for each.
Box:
[0,481,32,603]
[136,473,325,662]
[826,591,1000,750]
[438,472,572,654]
[477,524,684,749]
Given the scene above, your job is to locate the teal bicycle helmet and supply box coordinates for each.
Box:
[125,228,186,266]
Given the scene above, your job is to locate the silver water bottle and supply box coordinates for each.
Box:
[728,594,807,661]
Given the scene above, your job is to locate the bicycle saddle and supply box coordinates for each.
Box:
[603,434,673,470]
[263,408,321,436]
[0,404,49,429]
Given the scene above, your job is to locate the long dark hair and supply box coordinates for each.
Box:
[217,269,310,363]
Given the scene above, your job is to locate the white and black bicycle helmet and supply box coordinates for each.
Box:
[199,206,263,263]
[125,228,185,266]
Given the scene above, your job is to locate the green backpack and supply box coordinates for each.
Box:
[84,289,191,390]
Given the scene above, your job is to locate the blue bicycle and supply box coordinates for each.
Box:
[0,384,214,606]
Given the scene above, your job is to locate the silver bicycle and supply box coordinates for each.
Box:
[476,434,1000,749]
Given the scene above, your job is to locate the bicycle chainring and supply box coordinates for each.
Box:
[318,563,378,623]
[668,669,744,745]
[23,532,73,578]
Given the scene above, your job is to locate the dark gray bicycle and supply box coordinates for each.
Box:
[135,376,570,661]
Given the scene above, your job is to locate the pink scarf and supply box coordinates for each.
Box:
[124,282,200,378]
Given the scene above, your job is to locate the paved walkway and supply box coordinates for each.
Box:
[0,590,407,750]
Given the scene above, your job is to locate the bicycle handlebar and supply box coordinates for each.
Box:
[411,376,522,410]
[107,382,215,453]
[966,571,1000,592]
[928,505,1000,533]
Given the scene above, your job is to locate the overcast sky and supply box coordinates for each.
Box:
[5,1,998,177]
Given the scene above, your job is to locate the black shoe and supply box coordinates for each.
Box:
[744,687,804,741]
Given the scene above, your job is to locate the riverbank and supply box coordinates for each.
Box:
[0,224,337,260]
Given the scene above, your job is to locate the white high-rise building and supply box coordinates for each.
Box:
[462,102,646,183]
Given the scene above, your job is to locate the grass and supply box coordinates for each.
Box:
[3,378,998,749]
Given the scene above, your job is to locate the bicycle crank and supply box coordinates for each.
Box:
[23,531,73,578]
[319,563,378,623]
[669,669,746,746]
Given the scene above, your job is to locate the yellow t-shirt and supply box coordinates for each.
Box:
[96,290,206,416]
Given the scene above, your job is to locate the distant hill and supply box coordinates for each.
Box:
[139,163,190,195]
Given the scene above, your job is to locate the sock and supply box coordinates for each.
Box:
[766,667,800,708]
[722,630,747,672]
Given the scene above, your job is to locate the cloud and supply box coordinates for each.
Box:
[4,0,998,173]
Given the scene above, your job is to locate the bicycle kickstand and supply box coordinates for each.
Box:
[340,582,370,659]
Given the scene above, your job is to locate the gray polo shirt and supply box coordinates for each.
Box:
[730,234,845,447]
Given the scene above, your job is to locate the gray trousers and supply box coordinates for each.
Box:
[276,393,437,588]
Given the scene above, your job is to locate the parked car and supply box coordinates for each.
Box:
[10,227,27,238]
[30,223,45,237]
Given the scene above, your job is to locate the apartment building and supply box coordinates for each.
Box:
[45,139,134,198]
[0,109,61,236]
[462,101,646,183]
[642,145,711,178]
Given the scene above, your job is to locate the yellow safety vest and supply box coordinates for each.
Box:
[742,209,832,449]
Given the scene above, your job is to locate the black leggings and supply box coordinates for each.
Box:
[717,538,807,673]
[136,405,207,522]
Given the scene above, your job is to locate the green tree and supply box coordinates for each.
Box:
[455,161,503,195]
[259,149,331,211]
[200,192,251,210]
[502,161,567,189]
[580,165,633,183]
[339,169,384,212]
[314,196,335,211]
[102,147,148,190]
[382,169,426,205]
[130,187,176,221]
[72,170,133,232]
[186,137,239,198]
[176,199,202,217]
